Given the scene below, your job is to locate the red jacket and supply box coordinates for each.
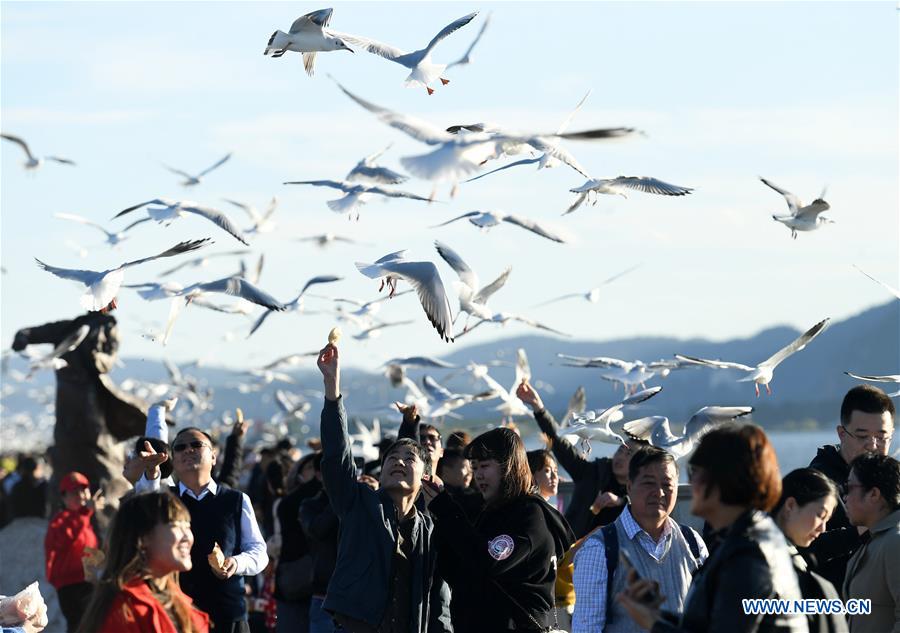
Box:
[99,578,210,633]
[44,506,98,588]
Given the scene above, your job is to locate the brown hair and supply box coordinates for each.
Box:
[688,424,782,512]
[465,428,532,504]
[77,492,198,633]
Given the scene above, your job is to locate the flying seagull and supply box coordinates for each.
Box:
[434,240,510,329]
[468,349,532,421]
[54,213,148,248]
[565,176,694,215]
[283,179,431,220]
[346,144,408,185]
[356,250,455,342]
[223,197,278,237]
[432,210,567,244]
[852,265,900,300]
[156,249,249,278]
[296,233,367,248]
[623,406,754,459]
[563,387,663,454]
[163,153,231,187]
[248,275,343,337]
[760,177,832,239]
[36,239,211,311]
[445,12,491,70]
[340,12,479,94]
[676,318,831,396]
[112,198,249,245]
[263,8,354,76]
[534,264,642,307]
[844,372,900,398]
[1,133,75,169]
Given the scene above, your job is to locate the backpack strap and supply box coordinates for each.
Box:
[602,523,619,625]
[678,523,701,560]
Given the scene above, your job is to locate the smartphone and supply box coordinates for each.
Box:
[619,550,659,604]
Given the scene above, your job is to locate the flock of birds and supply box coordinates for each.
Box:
[2,7,898,456]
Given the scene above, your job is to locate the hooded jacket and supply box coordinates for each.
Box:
[430,491,575,632]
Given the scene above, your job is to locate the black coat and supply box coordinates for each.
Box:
[274,478,321,601]
[532,408,626,537]
[652,511,808,633]
[803,445,864,594]
[430,492,574,632]
[298,487,339,597]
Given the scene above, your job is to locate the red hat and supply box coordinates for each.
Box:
[60,471,90,493]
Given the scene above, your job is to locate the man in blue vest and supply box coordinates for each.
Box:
[138,426,268,633]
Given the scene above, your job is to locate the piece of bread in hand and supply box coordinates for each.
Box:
[208,542,225,570]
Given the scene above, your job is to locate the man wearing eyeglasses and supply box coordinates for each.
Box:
[137,426,268,633]
[806,384,895,595]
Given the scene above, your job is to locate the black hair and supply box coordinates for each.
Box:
[419,423,442,441]
[628,445,677,482]
[436,448,466,480]
[465,428,531,503]
[771,468,839,515]
[840,385,895,426]
[172,426,215,448]
[526,449,555,476]
[849,453,900,511]
[381,438,430,475]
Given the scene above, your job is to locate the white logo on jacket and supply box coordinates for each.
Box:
[488,534,515,560]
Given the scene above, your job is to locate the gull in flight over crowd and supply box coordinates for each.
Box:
[223,197,278,238]
[54,213,149,248]
[248,275,343,337]
[383,355,456,388]
[760,177,832,239]
[562,386,663,453]
[534,263,642,307]
[36,239,211,311]
[844,372,900,398]
[113,198,249,245]
[469,349,532,422]
[444,12,491,70]
[557,354,691,393]
[345,144,408,185]
[623,406,754,459]
[352,319,415,342]
[296,233,367,248]
[852,265,900,300]
[676,317,831,396]
[24,325,90,379]
[356,250,455,342]
[283,179,432,220]
[564,176,694,215]
[434,240,510,329]
[330,290,413,330]
[163,153,231,187]
[432,210,568,244]
[341,12,479,94]
[264,8,355,76]
[1,133,75,170]
[421,374,496,418]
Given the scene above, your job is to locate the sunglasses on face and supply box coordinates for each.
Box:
[173,440,210,452]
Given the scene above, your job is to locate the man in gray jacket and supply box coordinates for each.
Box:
[316,341,451,633]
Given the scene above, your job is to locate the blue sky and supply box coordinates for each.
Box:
[2,2,897,371]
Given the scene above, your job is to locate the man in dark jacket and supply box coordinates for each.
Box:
[299,454,340,632]
[316,342,451,633]
[806,384,895,593]
[517,381,645,538]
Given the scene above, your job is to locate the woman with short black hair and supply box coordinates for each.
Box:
[423,428,575,632]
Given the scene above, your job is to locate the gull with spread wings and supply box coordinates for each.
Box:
[112,198,249,245]
[853,265,900,300]
[676,318,830,396]
[247,275,343,337]
[264,8,355,76]
[222,197,278,238]
[623,406,754,459]
[844,372,900,398]
[54,213,149,248]
[761,177,832,239]
[562,387,663,454]
[565,176,694,215]
[434,240,510,329]
[1,133,75,170]
[163,153,231,187]
[432,210,568,244]
[346,144,408,185]
[283,179,431,220]
[36,239,211,311]
[534,263,642,307]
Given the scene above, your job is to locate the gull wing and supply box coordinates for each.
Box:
[248,309,274,337]
[296,274,344,301]
[853,265,900,300]
[54,213,115,239]
[340,33,409,63]
[157,249,248,278]
[684,406,754,441]
[563,191,589,216]
[37,324,90,365]
[674,353,754,372]
[596,176,694,196]
[556,90,592,135]
[508,314,571,337]
[759,318,830,369]
[197,153,232,178]
[386,356,456,369]
[361,184,431,202]
[622,386,663,406]
[163,165,195,180]
[795,199,831,220]
[113,199,165,219]
[189,276,285,311]
[527,137,590,178]
[180,203,249,245]
[533,293,582,308]
[600,263,643,286]
[1,133,35,161]
[222,198,261,222]
[564,386,586,423]
[555,127,639,141]
[502,213,567,243]
[290,8,333,32]
[434,240,479,292]
[120,239,212,270]
[423,375,455,401]
[35,259,99,285]
[760,177,801,214]
[473,266,511,304]
[844,372,900,383]
[514,348,532,386]
[464,157,541,183]
[446,12,491,68]
[431,211,480,228]
[284,179,354,192]
[422,12,479,56]
[377,260,455,342]
[46,156,76,166]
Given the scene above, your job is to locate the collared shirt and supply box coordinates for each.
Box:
[135,476,268,577]
[572,506,708,633]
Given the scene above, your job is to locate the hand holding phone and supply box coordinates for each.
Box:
[620,550,660,605]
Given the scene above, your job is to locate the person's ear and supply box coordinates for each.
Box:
[784,497,798,516]
[836,424,846,442]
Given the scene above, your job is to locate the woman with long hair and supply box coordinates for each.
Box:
[76,491,209,633]
[616,424,808,633]
[527,449,559,503]
[423,427,574,632]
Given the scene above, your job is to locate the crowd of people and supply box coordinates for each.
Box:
[1,341,898,633]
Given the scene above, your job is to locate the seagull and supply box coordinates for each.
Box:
[346,144,408,185]
[54,213,148,248]
[564,387,663,453]
[262,352,319,371]
[458,311,571,340]
[263,8,355,76]
[272,390,312,424]
[760,177,832,239]
[383,355,456,388]
[331,290,414,329]
[341,12,479,94]
[112,198,249,245]
[445,12,491,70]
[296,233,368,248]
[623,406,754,459]
[431,210,568,244]
[222,197,278,237]
[26,324,90,378]
[563,386,587,426]
[332,78,638,186]
[434,240,510,328]
[352,319,415,341]
[155,249,249,278]
[35,239,211,311]
[534,264,642,307]
[468,348,532,421]
[565,176,694,215]
[356,250,455,342]
[422,374,495,418]
[1,133,75,169]
[248,275,343,337]
[557,355,664,393]
[853,265,900,300]
[163,153,231,187]
[844,372,900,398]
[676,318,831,396]
[283,179,432,220]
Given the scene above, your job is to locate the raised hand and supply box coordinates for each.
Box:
[394,401,419,422]
[317,344,340,401]
[231,407,250,438]
[138,440,168,481]
[515,380,544,412]
[590,491,624,515]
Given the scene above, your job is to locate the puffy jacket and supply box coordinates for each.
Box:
[44,506,98,589]
[99,578,209,633]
